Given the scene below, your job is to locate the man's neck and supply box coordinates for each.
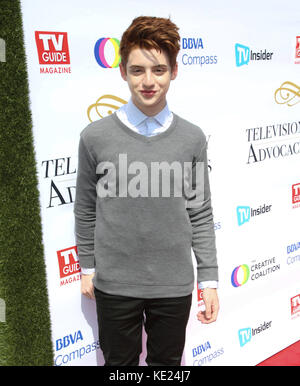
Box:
[131,99,167,117]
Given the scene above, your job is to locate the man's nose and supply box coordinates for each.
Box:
[142,70,155,88]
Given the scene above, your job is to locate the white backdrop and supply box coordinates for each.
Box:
[20,0,300,366]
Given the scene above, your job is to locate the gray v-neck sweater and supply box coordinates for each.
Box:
[74,112,218,298]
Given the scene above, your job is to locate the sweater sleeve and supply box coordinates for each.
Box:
[74,135,98,269]
[185,138,218,282]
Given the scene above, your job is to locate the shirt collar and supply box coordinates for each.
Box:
[125,98,172,127]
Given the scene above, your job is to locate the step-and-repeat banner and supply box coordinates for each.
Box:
[21,0,300,366]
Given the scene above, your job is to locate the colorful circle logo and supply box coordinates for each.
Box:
[231,264,250,287]
[94,38,121,68]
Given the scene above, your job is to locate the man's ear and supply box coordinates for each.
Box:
[119,62,127,81]
[171,62,178,80]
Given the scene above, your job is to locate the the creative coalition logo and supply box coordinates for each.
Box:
[231,257,280,288]
[246,120,300,164]
[231,264,249,287]
[292,183,300,209]
[235,43,273,67]
[236,203,272,226]
[274,81,300,107]
[295,36,300,64]
[180,37,218,67]
[291,294,300,319]
[238,321,272,347]
[41,156,77,208]
[94,38,121,68]
[35,31,71,74]
[57,246,81,286]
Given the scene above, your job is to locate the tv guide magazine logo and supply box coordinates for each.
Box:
[292,183,300,208]
[291,294,300,319]
[35,31,71,74]
[57,246,81,286]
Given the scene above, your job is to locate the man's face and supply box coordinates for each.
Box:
[120,47,178,116]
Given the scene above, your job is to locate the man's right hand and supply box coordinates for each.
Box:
[81,273,95,300]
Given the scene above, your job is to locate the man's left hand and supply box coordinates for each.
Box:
[197,288,219,324]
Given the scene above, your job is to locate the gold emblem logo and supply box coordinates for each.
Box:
[87,94,127,122]
[274,81,300,107]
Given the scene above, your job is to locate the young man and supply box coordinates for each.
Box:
[74,16,219,366]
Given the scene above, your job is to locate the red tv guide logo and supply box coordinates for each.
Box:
[57,246,80,279]
[197,286,203,302]
[35,31,70,65]
[292,183,300,204]
[291,294,300,317]
[295,36,300,60]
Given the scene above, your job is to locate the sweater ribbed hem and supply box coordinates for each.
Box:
[93,277,195,299]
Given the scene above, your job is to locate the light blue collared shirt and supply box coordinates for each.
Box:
[81,99,218,290]
[116,98,173,136]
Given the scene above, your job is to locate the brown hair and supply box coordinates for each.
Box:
[119,16,180,70]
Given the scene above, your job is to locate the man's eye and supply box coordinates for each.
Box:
[131,68,142,74]
[154,67,166,74]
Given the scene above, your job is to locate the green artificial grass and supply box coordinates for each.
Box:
[0,0,54,365]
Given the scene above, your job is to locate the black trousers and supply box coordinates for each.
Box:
[94,287,192,366]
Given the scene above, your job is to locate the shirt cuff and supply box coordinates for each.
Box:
[198,280,218,289]
[81,267,95,275]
